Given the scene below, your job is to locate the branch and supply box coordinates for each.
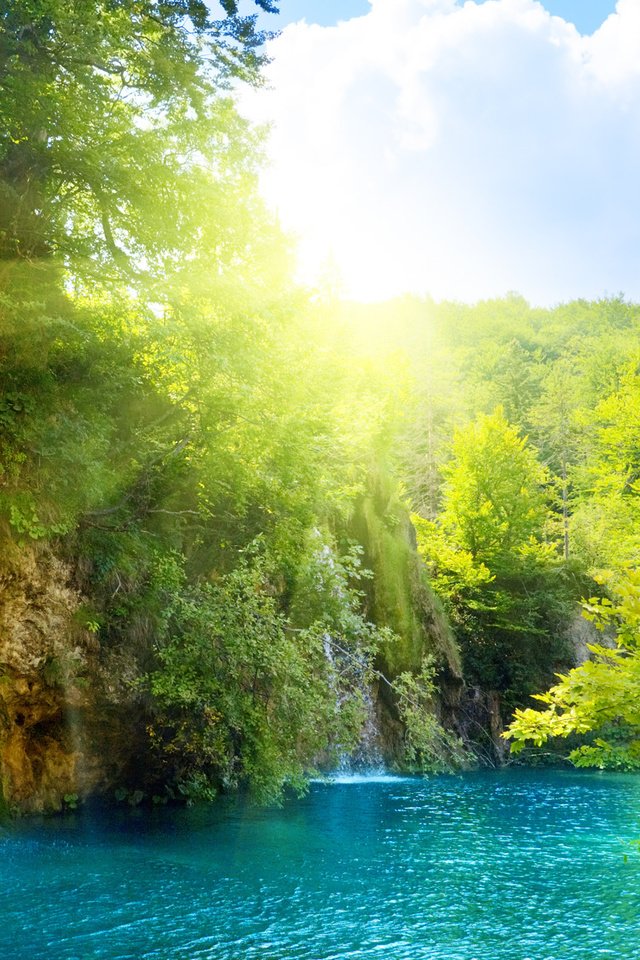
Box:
[85,437,191,519]
[146,509,201,516]
[99,207,138,277]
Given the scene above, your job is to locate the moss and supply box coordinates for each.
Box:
[0,777,11,820]
[350,469,461,680]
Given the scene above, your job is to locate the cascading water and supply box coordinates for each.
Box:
[308,530,388,776]
[322,632,386,776]
[338,680,385,774]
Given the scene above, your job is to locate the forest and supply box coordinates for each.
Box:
[2,0,640,816]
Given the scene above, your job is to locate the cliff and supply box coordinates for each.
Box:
[348,471,467,768]
[0,541,147,813]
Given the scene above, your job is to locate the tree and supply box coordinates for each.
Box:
[0,0,278,280]
[528,359,585,561]
[416,409,578,710]
[570,364,640,573]
[506,571,640,770]
[439,408,548,567]
[0,0,292,539]
[465,338,542,430]
[148,539,393,802]
[2,1,437,805]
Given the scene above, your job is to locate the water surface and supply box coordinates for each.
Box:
[2,769,640,959]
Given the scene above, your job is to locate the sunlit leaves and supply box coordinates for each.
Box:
[506,574,640,768]
[439,409,548,567]
[148,542,390,801]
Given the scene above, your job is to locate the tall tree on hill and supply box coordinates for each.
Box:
[415,409,580,710]
[0,0,277,275]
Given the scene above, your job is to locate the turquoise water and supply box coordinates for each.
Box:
[2,770,640,959]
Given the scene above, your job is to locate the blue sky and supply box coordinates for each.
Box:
[240,0,640,305]
[246,1,618,35]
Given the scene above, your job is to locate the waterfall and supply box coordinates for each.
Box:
[309,530,387,775]
[323,633,386,775]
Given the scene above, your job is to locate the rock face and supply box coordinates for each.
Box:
[0,526,513,813]
[454,686,508,766]
[434,662,507,767]
[0,542,146,813]
[566,612,615,664]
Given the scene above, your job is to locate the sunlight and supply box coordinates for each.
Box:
[244,0,639,306]
[294,226,417,303]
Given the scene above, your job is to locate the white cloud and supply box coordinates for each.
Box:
[241,0,640,304]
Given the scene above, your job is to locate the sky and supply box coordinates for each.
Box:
[238,0,640,305]
[245,1,616,35]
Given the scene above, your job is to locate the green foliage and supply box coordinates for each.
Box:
[414,409,579,709]
[0,0,295,544]
[147,541,391,802]
[114,786,146,806]
[41,650,84,688]
[0,1,278,278]
[1,0,429,805]
[506,571,640,767]
[570,363,640,573]
[440,409,548,566]
[570,738,640,772]
[351,470,461,680]
[393,656,469,771]
[6,0,640,800]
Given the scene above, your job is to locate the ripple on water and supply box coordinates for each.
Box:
[2,770,640,959]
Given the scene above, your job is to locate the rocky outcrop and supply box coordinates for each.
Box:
[0,542,147,813]
[454,686,508,766]
[566,611,615,664]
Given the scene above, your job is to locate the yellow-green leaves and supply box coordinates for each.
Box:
[441,408,548,567]
[506,574,640,768]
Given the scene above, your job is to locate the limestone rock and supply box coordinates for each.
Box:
[0,543,146,814]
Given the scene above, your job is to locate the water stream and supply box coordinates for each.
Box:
[322,631,385,775]
[3,769,640,959]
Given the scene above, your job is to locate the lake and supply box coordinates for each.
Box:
[2,769,640,959]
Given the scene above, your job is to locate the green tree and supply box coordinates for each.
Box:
[416,409,578,711]
[0,0,418,802]
[506,571,640,770]
[148,540,393,802]
[528,359,585,561]
[464,339,542,429]
[571,363,640,573]
[439,408,548,567]
[0,1,278,270]
[0,0,293,539]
